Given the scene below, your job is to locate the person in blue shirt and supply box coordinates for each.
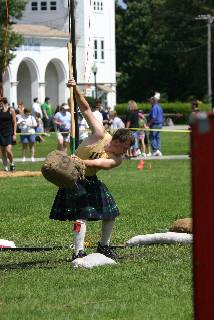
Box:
[147,97,163,156]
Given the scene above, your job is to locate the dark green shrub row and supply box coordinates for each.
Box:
[115,102,211,124]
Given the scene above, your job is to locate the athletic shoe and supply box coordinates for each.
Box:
[72,250,87,261]
[147,153,152,156]
[152,150,162,156]
[22,157,26,162]
[4,168,8,172]
[136,149,141,156]
[10,164,16,172]
[141,153,146,157]
[31,157,35,162]
[97,242,123,259]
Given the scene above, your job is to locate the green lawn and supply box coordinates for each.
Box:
[0,159,193,319]
[11,129,190,159]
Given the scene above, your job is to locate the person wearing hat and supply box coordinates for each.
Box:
[54,103,71,153]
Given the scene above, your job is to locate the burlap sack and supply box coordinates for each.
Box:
[169,218,193,234]
[41,150,85,188]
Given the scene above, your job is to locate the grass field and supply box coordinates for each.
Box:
[0,154,193,319]
[9,128,190,159]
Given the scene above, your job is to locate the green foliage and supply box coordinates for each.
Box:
[115,0,214,103]
[84,96,96,107]
[0,0,27,72]
[115,102,211,124]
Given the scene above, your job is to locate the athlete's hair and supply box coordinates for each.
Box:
[112,128,135,146]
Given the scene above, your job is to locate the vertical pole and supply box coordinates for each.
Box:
[67,42,75,155]
[207,17,212,110]
[95,73,97,99]
[70,0,79,149]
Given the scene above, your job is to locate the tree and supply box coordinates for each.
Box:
[115,0,214,102]
[0,0,27,75]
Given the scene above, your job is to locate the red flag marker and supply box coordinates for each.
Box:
[149,162,151,170]
[138,159,144,170]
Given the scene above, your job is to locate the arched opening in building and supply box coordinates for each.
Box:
[45,59,67,110]
[17,59,39,107]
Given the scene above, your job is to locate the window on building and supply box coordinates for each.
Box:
[31,1,38,11]
[93,1,103,12]
[94,40,98,60]
[50,1,57,10]
[41,1,47,10]
[101,40,104,60]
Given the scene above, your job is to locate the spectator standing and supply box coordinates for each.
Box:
[95,99,112,128]
[78,111,89,145]
[35,112,45,143]
[184,101,201,157]
[92,104,103,124]
[147,97,163,156]
[126,100,139,157]
[17,101,24,115]
[12,102,18,110]
[109,111,125,131]
[54,104,71,153]
[138,111,151,156]
[17,108,37,162]
[0,97,16,172]
[31,98,43,119]
[41,97,54,136]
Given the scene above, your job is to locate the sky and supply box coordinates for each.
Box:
[117,0,127,9]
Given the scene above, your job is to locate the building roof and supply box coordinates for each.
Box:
[97,85,116,93]
[12,24,70,39]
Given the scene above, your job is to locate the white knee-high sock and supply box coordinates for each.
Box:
[73,219,88,255]
[100,220,116,246]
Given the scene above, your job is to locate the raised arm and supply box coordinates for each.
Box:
[68,77,105,139]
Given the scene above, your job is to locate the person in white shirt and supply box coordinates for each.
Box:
[17,107,37,162]
[54,104,71,153]
[31,98,43,119]
[92,104,103,124]
[109,111,125,131]
[78,111,89,144]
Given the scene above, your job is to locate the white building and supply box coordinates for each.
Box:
[3,0,116,110]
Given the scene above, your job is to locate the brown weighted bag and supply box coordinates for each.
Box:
[41,150,85,188]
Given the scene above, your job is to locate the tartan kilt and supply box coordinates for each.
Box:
[0,127,16,146]
[49,175,120,221]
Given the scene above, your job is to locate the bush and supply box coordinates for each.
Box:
[115,102,211,124]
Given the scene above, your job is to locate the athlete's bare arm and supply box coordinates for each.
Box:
[68,77,106,144]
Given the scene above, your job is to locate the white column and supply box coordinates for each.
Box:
[39,82,47,104]
[10,81,19,105]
